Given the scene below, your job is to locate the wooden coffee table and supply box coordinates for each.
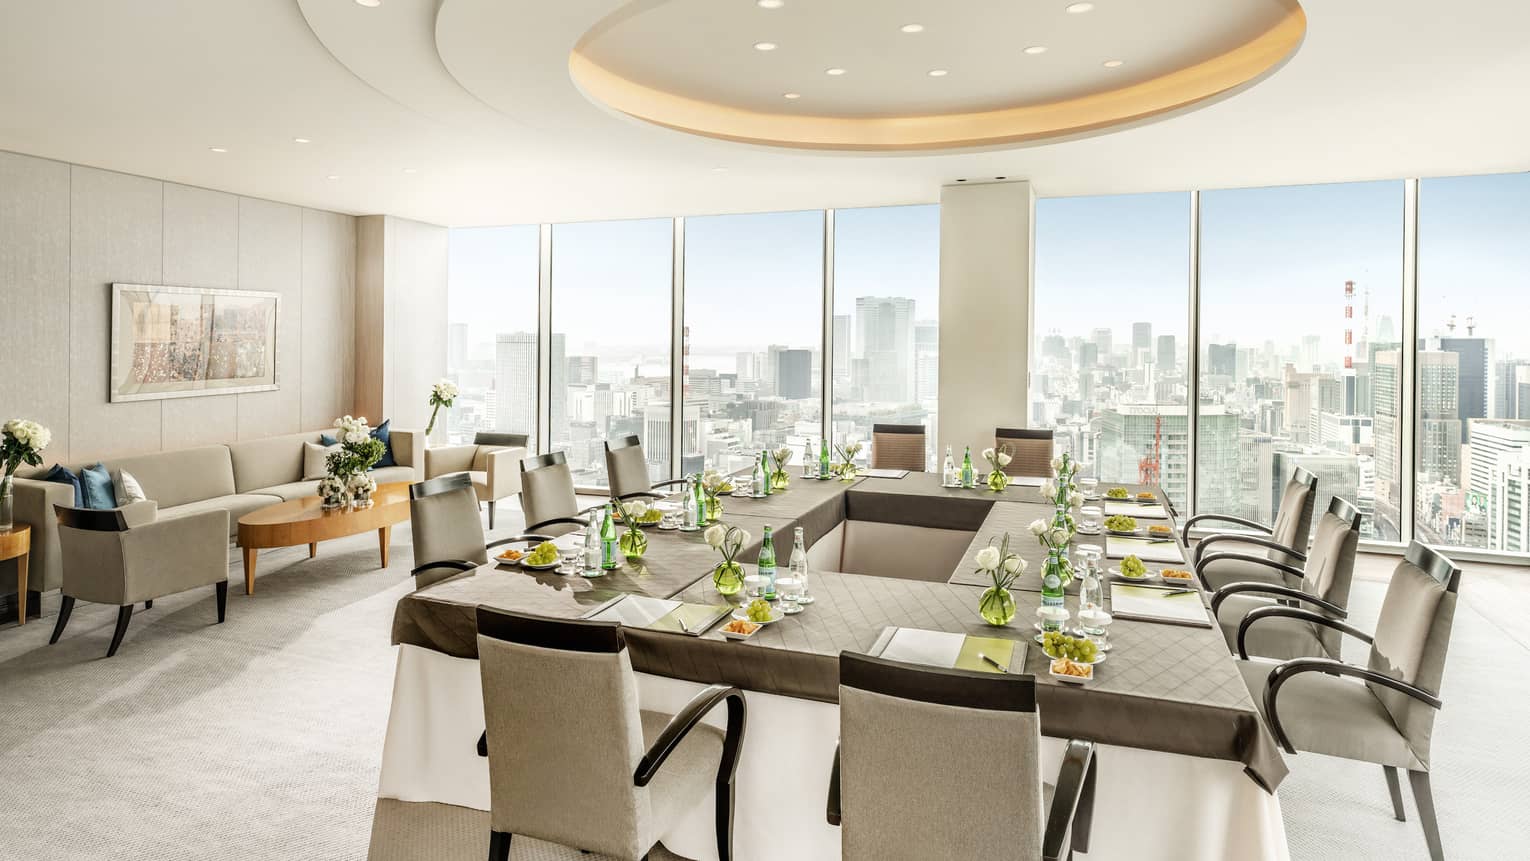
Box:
[236,481,412,595]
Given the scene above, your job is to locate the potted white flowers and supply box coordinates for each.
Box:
[317,475,348,511]
[974,533,1026,625]
[982,445,1013,492]
[699,470,732,523]
[769,446,793,491]
[704,523,749,596]
[326,416,386,509]
[833,441,863,480]
[613,498,649,561]
[1,419,51,531]
[346,472,378,508]
[424,379,458,442]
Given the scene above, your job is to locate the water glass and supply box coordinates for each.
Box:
[776,575,803,614]
[1037,605,1071,634]
[660,510,680,529]
[1079,476,1099,499]
[744,572,765,598]
[1080,506,1103,533]
[734,475,754,497]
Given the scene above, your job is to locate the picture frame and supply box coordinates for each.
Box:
[109,283,281,403]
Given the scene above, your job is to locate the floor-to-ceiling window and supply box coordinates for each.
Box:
[683,211,824,475]
[1033,192,1192,510]
[445,226,541,447]
[1418,172,1530,552]
[549,218,673,488]
[1198,181,1404,540]
[831,204,940,467]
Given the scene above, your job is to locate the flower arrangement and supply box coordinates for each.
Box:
[317,475,349,510]
[769,446,793,491]
[1050,453,1080,493]
[425,379,458,439]
[612,497,650,561]
[1030,518,1074,589]
[1038,477,1084,510]
[1,419,51,530]
[974,532,1027,625]
[704,522,750,595]
[699,469,731,522]
[346,472,377,507]
[833,441,862,480]
[326,416,386,509]
[982,445,1013,492]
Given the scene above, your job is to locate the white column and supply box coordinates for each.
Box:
[354,215,449,430]
[938,180,1036,458]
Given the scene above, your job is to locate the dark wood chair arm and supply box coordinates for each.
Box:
[1211,581,1345,618]
[1195,551,1306,590]
[486,535,553,552]
[1237,606,1373,660]
[1263,658,1441,754]
[1042,739,1097,861]
[1193,532,1306,566]
[1180,512,1273,544]
[409,559,477,579]
[634,684,747,788]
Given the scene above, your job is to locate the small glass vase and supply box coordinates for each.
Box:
[713,561,744,596]
[351,492,373,510]
[0,476,13,531]
[979,585,1017,626]
[987,469,1010,492]
[771,469,790,491]
[838,464,858,481]
[705,493,723,523]
[619,526,647,561]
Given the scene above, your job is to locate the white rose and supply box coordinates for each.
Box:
[1069,491,1084,507]
[704,524,726,548]
[1029,519,1049,536]
[626,501,648,518]
[1049,528,1070,546]
[981,447,995,461]
[975,546,1001,570]
[1050,456,1064,472]
[997,451,1012,467]
[1002,555,1026,575]
[1039,480,1056,499]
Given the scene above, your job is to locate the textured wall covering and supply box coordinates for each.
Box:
[353,215,447,430]
[0,150,358,464]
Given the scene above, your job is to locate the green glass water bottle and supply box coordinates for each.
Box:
[599,504,619,570]
[758,525,778,600]
[760,451,772,496]
[819,438,830,479]
[961,446,975,488]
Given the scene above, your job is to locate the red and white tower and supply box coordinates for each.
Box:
[1343,280,1355,371]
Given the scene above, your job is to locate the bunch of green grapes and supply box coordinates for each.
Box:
[1042,631,1099,663]
[1104,487,1130,500]
[525,541,559,566]
[746,598,774,623]
[1119,554,1146,578]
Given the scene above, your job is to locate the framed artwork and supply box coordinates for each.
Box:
[110,283,280,402]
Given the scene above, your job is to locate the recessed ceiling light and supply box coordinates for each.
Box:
[1103,59,1124,68]
[1023,45,1047,55]
[293,137,311,144]
[900,23,924,34]
[753,41,777,52]
[1066,2,1095,13]
[402,168,418,174]
[757,0,784,8]
[326,175,340,180]
[354,0,381,7]
[927,69,948,77]
[208,146,228,153]
[825,67,847,76]
[783,92,801,99]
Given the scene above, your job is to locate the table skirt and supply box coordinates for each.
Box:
[378,645,1289,861]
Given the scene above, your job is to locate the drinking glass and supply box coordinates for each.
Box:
[1079,476,1099,499]
[777,575,803,614]
[744,572,765,598]
[1037,605,1071,635]
[734,475,754,497]
[660,510,680,530]
[1080,506,1103,533]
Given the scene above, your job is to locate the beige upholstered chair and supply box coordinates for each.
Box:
[477,608,747,861]
[407,473,544,589]
[423,432,527,529]
[49,504,229,658]
[1210,496,1363,661]
[604,435,688,501]
[519,451,602,538]
[1186,466,1319,589]
[995,427,1053,478]
[1237,542,1460,861]
[827,652,1096,861]
[869,424,926,472]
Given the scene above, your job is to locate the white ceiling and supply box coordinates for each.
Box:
[0,0,1526,227]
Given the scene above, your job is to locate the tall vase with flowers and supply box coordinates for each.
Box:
[769,447,793,491]
[833,441,862,481]
[1,419,51,531]
[1029,517,1075,613]
[612,497,650,561]
[424,379,459,442]
[326,416,386,509]
[699,470,731,523]
[973,532,1027,626]
[705,523,749,596]
[982,445,1013,492]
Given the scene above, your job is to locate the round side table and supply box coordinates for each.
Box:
[2,524,32,625]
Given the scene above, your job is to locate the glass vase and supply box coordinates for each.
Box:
[839,464,858,481]
[0,476,13,532]
[771,469,790,491]
[978,585,1017,626]
[713,561,744,596]
[619,526,647,561]
[705,493,723,524]
[987,469,1010,492]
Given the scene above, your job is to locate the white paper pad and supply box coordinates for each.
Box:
[1110,583,1212,627]
[586,595,679,627]
[1007,475,1047,487]
[1104,501,1168,519]
[1107,535,1185,564]
[878,628,965,669]
[860,468,909,479]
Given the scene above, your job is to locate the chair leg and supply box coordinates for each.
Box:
[49,596,75,644]
[716,776,736,861]
[216,581,228,623]
[487,500,496,530]
[144,599,153,610]
[487,830,511,861]
[1383,766,1407,821]
[1071,748,1099,855]
[1408,770,1444,861]
[106,605,133,658]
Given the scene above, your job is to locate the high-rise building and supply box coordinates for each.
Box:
[775,349,813,400]
[567,355,598,386]
[1417,350,1462,484]
[915,320,939,404]
[1434,334,1493,440]
[736,352,760,381]
[854,296,916,402]
[1494,360,1530,419]
[832,314,852,388]
[1091,328,1113,361]
[1156,335,1176,371]
[1207,343,1237,379]
[1300,335,1322,371]
[494,332,537,441]
[1078,342,1098,369]
[1132,322,1152,367]
[1491,449,1530,553]
[1467,420,1530,550]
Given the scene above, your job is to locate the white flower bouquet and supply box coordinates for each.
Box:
[982,445,1014,491]
[704,522,750,595]
[974,532,1026,625]
[425,379,459,438]
[1,418,51,528]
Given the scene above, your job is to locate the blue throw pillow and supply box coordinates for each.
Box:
[42,464,83,508]
[80,462,117,510]
[320,419,395,470]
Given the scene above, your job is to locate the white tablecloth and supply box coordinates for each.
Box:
[378,644,1289,861]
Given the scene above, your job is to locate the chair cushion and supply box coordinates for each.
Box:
[42,463,84,507]
[370,465,415,486]
[1216,594,1329,661]
[79,462,117,510]
[249,480,322,502]
[639,709,724,840]
[160,494,282,538]
[1237,659,1422,769]
[1198,551,1290,592]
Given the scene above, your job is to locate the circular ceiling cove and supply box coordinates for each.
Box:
[570,0,1306,151]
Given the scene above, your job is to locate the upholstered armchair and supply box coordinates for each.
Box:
[423,432,527,529]
[407,473,547,590]
[1186,466,1319,588]
[49,503,229,657]
[870,424,926,472]
[604,435,687,501]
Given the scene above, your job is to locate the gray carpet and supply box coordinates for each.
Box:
[0,499,1524,859]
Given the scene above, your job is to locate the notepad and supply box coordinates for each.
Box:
[860,468,909,479]
[872,627,1026,674]
[1106,535,1185,564]
[583,594,731,635]
[1109,583,1212,628]
[1103,501,1168,519]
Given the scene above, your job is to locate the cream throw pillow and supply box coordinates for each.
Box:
[112,469,147,506]
[303,442,341,480]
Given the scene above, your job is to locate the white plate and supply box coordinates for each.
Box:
[1109,566,1157,582]
[720,624,762,641]
[1034,638,1108,665]
[1049,659,1096,684]
[731,607,783,625]
[520,558,561,571]
[1074,526,1102,536]
[1106,527,1144,537]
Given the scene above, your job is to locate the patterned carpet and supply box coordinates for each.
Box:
[0,498,1524,859]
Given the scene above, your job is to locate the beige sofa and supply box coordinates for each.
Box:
[4,428,421,601]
